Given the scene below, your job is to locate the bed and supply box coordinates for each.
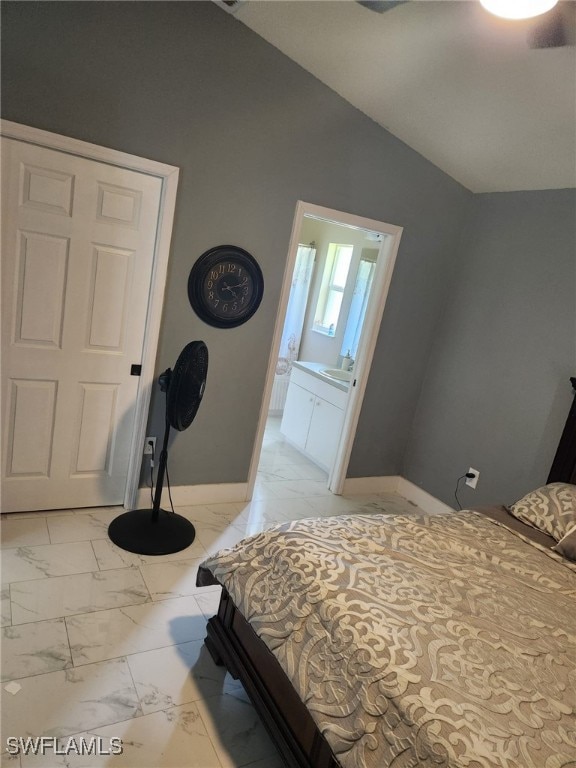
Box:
[196,380,576,768]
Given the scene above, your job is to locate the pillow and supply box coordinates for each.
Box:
[508,483,576,542]
[553,525,576,561]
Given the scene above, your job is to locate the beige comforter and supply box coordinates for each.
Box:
[200,512,576,768]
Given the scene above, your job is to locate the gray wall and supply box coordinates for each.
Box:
[403,190,576,508]
[1,1,470,487]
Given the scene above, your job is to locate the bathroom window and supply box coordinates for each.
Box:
[340,255,376,360]
[313,243,353,336]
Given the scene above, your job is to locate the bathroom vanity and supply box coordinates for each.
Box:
[280,361,350,471]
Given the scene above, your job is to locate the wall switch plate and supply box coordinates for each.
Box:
[465,467,479,489]
[144,436,156,455]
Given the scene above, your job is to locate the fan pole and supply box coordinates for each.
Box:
[107,408,196,555]
[151,416,171,524]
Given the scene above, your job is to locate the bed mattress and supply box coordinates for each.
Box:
[199,511,576,768]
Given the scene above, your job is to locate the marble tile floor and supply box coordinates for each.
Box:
[0,417,422,768]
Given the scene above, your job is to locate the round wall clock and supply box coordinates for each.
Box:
[187,245,264,328]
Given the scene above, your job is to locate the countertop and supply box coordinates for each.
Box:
[292,361,351,392]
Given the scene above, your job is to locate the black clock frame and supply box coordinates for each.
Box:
[187,245,264,329]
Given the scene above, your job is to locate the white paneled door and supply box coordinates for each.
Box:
[1,138,163,513]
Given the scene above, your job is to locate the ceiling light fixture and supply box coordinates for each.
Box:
[479,0,558,20]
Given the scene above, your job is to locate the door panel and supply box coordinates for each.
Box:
[1,138,163,512]
[5,379,57,477]
[72,382,119,475]
[21,163,75,216]
[15,231,69,347]
[87,245,133,350]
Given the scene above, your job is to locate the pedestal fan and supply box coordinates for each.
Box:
[108,341,208,555]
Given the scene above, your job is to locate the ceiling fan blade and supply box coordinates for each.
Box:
[528,3,574,48]
[357,1,407,13]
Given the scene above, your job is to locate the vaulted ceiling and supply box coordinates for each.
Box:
[221,0,576,192]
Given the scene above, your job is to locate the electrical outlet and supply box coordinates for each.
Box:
[465,467,479,489]
[144,436,156,456]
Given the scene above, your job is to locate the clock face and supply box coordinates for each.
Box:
[188,246,264,328]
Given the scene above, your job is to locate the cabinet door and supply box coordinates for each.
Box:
[280,382,315,449]
[306,398,344,470]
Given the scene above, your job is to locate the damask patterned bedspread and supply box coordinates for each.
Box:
[199,512,576,768]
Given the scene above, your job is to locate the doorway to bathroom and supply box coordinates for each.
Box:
[248,201,402,498]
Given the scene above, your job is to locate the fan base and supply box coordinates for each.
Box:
[108,508,196,555]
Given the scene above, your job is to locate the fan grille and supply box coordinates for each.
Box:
[166,341,209,431]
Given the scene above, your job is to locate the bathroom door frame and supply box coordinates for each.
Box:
[246,201,403,498]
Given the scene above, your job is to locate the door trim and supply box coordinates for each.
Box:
[0,120,179,510]
[246,200,402,499]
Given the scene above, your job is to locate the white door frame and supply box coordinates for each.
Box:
[247,200,402,498]
[0,120,179,510]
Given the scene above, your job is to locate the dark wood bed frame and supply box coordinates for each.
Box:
[548,377,576,485]
[205,588,338,768]
[202,378,576,768]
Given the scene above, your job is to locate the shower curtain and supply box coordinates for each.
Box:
[269,244,316,414]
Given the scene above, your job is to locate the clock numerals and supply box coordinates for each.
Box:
[188,246,264,328]
[210,264,240,279]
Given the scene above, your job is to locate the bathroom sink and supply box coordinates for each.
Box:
[321,368,352,382]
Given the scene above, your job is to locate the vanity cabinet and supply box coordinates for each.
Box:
[281,366,347,471]
[281,382,315,450]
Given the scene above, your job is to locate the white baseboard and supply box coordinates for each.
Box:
[396,477,455,515]
[342,475,454,516]
[134,477,454,516]
[134,483,249,509]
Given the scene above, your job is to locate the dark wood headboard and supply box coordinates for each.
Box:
[547,377,576,485]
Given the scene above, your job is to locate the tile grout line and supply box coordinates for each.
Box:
[123,650,145,719]
[90,538,101,571]
[8,569,154,627]
[6,583,13,627]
